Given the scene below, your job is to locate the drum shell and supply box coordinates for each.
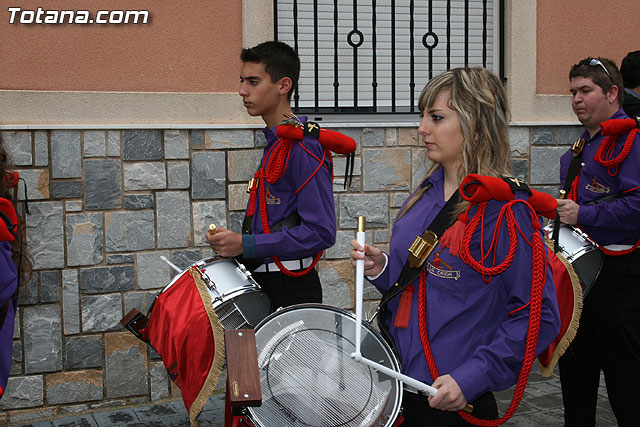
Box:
[545,224,603,297]
[156,257,271,330]
[247,304,402,427]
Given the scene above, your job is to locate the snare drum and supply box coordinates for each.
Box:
[247,304,402,427]
[544,224,603,297]
[159,257,271,329]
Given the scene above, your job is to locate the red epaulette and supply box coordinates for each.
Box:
[594,119,639,174]
[276,121,357,154]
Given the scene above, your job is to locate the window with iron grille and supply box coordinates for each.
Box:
[275,0,502,117]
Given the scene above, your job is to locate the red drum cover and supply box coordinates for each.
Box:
[147,267,225,426]
[537,244,582,376]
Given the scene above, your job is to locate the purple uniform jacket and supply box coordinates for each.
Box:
[370,169,561,402]
[559,108,640,246]
[242,117,336,261]
[0,241,17,398]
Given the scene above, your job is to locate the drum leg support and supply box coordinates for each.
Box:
[224,329,261,427]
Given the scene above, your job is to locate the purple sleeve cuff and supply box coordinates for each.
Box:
[577,203,595,226]
[242,234,257,259]
[368,253,393,293]
[450,358,491,403]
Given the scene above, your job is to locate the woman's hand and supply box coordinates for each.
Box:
[428,374,468,412]
[349,239,386,277]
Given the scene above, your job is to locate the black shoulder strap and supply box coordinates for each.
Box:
[562,138,586,197]
[552,138,586,252]
[376,189,461,345]
[383,189,460,302]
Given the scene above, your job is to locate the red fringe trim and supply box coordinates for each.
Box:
[440,213,469,258]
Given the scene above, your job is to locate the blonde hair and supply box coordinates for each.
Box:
[399,67,512,218]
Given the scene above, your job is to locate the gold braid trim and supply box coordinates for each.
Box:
[187,267,226,427]
[538,237,583,377]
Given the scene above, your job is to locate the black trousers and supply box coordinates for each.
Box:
[559,249,640,427]
[252,268,322,311]
[400,390,498,427]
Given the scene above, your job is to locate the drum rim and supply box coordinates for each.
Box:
[248,303,403,427]
[161,256,258,293]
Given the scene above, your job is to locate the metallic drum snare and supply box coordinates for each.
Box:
[247,304,402,427]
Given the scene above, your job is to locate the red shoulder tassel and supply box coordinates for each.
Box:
[393,284,414,329]
[440,213,469,258]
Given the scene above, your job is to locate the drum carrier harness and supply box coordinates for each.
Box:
[242,118,356,276]
[559,118,640,256]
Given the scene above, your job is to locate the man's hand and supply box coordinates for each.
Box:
[428,374,468,412]
[556,199,580,225]
[205,227,243,257]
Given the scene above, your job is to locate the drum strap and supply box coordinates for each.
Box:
[238,211,302,271]
[553,138,586,252]
[376,188,460,348]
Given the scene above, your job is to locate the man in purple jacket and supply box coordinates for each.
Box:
[206,41,336,310]
[557,57,640,427]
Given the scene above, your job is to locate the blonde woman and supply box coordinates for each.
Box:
[350,67,561,426]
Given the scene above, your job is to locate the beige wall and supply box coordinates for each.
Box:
[0,0,273,126]
[507,0,639,123]
[536,0,638,95]
[3,0,637,126]
[1,0,241,92]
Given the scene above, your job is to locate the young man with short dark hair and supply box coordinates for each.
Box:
[206,41,336,309]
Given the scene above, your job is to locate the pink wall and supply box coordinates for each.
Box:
[537,0,639,95]
[0,0,242,92]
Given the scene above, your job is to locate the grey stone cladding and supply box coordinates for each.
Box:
[1,123,578,423]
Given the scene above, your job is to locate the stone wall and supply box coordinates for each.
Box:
[0,123,582,423]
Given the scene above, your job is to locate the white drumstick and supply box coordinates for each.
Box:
[357,356,438,396]
[353,216,366,359]
[159,255,182,273]
[348,218,447,405]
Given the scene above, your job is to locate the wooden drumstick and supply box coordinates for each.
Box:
[208,224,217,235]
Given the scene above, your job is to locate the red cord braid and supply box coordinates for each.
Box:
[459,202,518,278]
[566,174,580,202]
[296,148,329,194]
[593,128,638,176]
[257,173,321,277]
[264,139,294,184]
[419,201,548,426]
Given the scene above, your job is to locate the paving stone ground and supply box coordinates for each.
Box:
[7,372,616,427]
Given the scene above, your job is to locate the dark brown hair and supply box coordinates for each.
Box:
[240,41,300,101]
[570,57,624,105]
